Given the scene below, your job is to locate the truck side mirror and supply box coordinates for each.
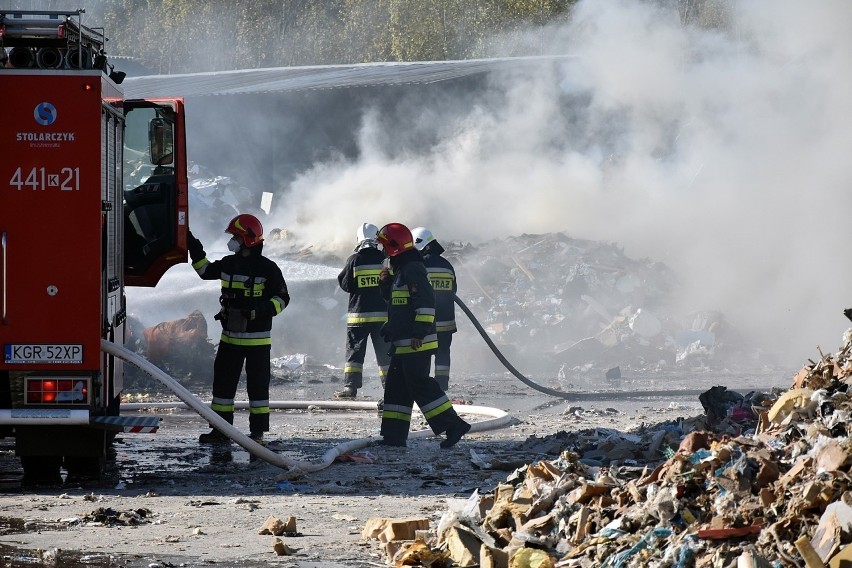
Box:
[149,117,174,166]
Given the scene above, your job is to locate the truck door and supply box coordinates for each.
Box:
[123,99,188,287]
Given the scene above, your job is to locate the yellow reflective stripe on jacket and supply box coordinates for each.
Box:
[426,270,454,291]
[193,258,210,276]
[354,266,383,288]
[220,330,272,346]
[220,279,267,297]
[271,296,284,314]
[220,336,273,346]
[394,339,438,354]
[391,289,409,305]
[222,274,268,285]
[347,311,388,324]
[414,307,435,324]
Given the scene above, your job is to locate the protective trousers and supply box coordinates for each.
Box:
[380,350,466,444]
[433,331,453,391]
[344,323,390,389]
[210,342,271,434]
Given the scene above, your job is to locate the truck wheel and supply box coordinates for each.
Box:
[64,456,106,485]
[20,456,63,486]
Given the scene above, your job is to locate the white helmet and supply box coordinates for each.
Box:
[356,223,378,243]
[411,227,434,251]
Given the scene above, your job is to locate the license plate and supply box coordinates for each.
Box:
[4,344,83,364]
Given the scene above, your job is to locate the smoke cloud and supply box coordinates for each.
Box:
[10,0,851,366]
[264,1,852,365]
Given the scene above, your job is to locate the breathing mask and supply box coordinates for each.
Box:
[227,236,242,252]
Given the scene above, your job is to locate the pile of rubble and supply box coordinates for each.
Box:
[128,231,768,383]
[444,233,756,374]
[263,230,763,375]
[365,329,852,567]
[186,163,267,244]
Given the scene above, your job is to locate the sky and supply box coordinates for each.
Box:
[261,1,852,365]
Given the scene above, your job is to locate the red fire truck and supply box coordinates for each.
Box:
[0,9,188,483]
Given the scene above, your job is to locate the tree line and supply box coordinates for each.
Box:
[99,0,576,74]
[14,0,734,73]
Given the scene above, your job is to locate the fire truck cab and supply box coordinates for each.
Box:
[0,9,188,483]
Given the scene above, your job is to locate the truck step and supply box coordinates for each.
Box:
[91,415,160,433]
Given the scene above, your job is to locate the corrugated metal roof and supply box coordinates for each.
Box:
[122,56,571,99]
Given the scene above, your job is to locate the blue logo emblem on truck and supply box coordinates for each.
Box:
[34,102,57,126]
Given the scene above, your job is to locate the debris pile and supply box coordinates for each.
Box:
[365,330,852,567]
[186,163,265,243]
[81,507,153,526]
[447,233,754,373]
[129,231,765,377]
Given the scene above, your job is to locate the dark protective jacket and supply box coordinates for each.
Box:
[189,236,289,347]
[422,241,457,334]
[337,245,388,326]
[379,249,437,355]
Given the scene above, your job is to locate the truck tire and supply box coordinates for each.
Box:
[64,455,106,484]
[20,456,63,486]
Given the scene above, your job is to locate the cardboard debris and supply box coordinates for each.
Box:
[361,517,430,542]
[361,329,852,567]
[258,515,298,536]
[272,538,298,556]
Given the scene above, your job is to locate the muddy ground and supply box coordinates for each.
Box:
[0,366,786,567]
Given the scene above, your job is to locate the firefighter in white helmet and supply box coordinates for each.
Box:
[334,223,391,399]
[411,226,457,391]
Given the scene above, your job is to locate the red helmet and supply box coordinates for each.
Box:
[225,214,264,248]
[377,223,415,257]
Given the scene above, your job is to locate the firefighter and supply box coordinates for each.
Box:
[334,223,391,399]
[187,214,290,444]
[375,222,470,448]
[411,227,457,391]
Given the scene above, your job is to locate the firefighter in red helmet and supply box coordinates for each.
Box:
[187,213,290,444]
[375,222,470,448]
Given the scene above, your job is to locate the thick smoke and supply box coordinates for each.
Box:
[265,1,852,365]
[9,0,851,366]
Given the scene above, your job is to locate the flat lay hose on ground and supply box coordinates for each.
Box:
[102,339,514,473]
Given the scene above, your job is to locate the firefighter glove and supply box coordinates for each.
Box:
[187,230,205,262]
[844,308,852,323]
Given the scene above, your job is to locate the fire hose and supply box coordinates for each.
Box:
[101,339,514,473]
[454,295,581,399]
